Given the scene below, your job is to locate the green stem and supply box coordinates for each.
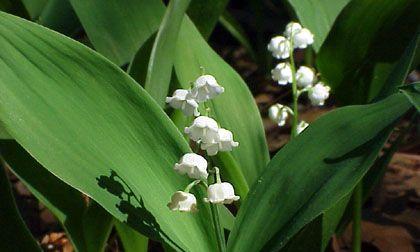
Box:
[210,203,226,252]
[352,183,362,252]
[289,39,298,138]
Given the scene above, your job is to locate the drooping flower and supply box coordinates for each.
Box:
[296,121,309,134]
[185,116,219,143]
[267,36,291,59]
[166,89,200,116]
[308,82,331,106]
[174,153,208,180]
[269,104,289,126]
[292,28,314,49]
[204,182,240,204]
[271,62,293,85]
[191,75,224,102]
[200,128,239,156]
[167,191,197,212]
[284,22,302,38]
[296,66,315,88]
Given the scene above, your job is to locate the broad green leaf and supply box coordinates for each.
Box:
[0,140,87,251]
[227,93,413,252]
[375,30,420,100]
[69,0,163,65]
[401,82,420,111]
[0,12,216,252]
[0,0,29,18]
[0,163,41,251]
[174,17,270,189]
[187,0,229,39]
[219,10,256,60]
[0,120,11,139]
[116,221,149,252]
[38,0,81,37]
[317,0,420,104]
[20,0,47,19]
[83,201,114,252]
[287,0,350,52]
[145,0,191,107]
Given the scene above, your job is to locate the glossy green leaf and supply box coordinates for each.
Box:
[0,121,11,139]
[219,10,256,60]
[69,0,163,65]
[317,0,420,104]
[227,93,413,252]
[375,30,420,100]
[0,12,216,251]
[116,221,149,252]
[401,82,420,111]
[287,0,350,52]
[83,201,114,252]
[145,0,191,107]
[0,163,41,252]
[187,0,229,39]
[174,17,270,189]
[38,0,81,37]
[0,140,87,251]
[21,0,47,19]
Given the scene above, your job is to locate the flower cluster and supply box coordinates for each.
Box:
[267,22,331,134]
[166,74,240,212]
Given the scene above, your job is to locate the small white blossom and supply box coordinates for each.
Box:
[292,28,314,49]
[200,128,239,156]
[166,89,199,116]
[269,104,289,126]
[204,182,240,204]
[191,75,224,102]
[284,22,302,38]
[267,36,291,59]
[296,66,315,88]
[297,121,309,134]
[308,82,330,106]
[185,116,219,143]
[167,191,197,212]
[271,63,293,85]
[174,153,208,180]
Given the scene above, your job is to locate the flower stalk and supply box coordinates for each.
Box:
[288,36,299,138]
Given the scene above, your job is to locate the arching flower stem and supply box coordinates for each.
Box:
[288,33,299,138]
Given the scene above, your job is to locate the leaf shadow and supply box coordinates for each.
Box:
[96,170,183,251]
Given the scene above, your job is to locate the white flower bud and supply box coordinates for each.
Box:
[296,66,315,88]
[308,82,330,106]
[271,63,293,85]
[174,153,208,180]
[296,121,309,134]
[166,89,199,116]
[292,28,314,49]
[204,182,240,204]
[284,22,302,38]
[267,36,291,59]
[167,191,197,212]
[200,128,239,156]
[185,116,219,143]
[269,104,289,126]
[191,75,224,102]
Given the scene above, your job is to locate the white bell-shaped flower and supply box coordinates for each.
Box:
[201,128,239,156]
[174,153,208,180]
[191,75,224,102]
[284,22,302,38]
[167,191,197,212]
[166,89,200,116]
[267,36,291,59]
[296,121,309,134]
[205,182,240,204]
[185,116,219,143]
[271,63,293,85]
[292,28,314,49]
[296,66,315,88]
[269,104,289,126]
[308,82,331,106]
